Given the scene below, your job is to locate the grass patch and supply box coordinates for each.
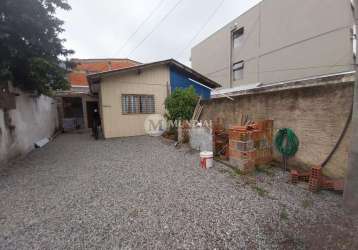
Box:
[214,158,244,178]
[302,199,313,209]
[252,185,269,197]
[280,208,289,221]
[128,208,139,218]
[231,168,243,176]
[256,165,275,176]
[217,168,230,174]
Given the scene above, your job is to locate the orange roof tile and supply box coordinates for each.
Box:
[68,59,140,87]
[68,72,88,86]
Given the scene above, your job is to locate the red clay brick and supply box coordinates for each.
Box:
[309,166,322,192]
[309,178,320,192]
[229,149,256,160]
[290,170,299,184]
[229,140,254,152]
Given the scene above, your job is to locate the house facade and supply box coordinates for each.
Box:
[191,0,355,88]
[56,58,140,130]
[87,59,220,138]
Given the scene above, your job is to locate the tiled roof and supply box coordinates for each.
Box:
[68,59,140,87]
[68,72,88,86]
[87,59,221,90]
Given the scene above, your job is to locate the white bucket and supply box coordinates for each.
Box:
[200,151,214,169]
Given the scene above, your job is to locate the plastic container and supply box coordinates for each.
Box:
[200,151,214,169]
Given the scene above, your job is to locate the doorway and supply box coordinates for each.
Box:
[86,101,99,128]
[63,97,84,129]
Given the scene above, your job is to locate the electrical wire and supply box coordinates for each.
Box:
[202,24,352,77]
[176,0,226,59]
[205,49,354,77]
[127,0,185,58]
[197,15,261,77]
[112,0,166,57]
[207,63,354,78]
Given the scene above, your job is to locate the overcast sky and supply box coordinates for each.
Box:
[57,0,261,66]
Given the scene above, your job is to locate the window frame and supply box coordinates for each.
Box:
[232,61,244,81]
[232,27,244,49]
[121,94,155,115]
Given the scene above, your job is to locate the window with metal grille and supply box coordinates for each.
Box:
[233,61,244,81]
[232,27,244,49]
[122,95,155,114]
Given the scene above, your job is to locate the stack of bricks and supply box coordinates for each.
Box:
[290,170,310,184]
[316,175,344,192]
[319,178,335,191]
[309,166,322,192]
[229,127,256,173]
[290,170,299,184]
[228,120,273,173]
[291,167,345,192]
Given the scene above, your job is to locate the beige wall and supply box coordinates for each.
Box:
[191,0,355,88]
[100,65,169,138]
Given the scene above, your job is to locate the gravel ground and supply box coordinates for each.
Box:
[0,132,358,249]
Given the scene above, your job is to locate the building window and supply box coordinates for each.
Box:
[233,61,244,81]
[122,95,155,114]
[232,27,244,49]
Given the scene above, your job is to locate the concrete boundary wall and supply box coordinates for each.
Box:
[0,90,59,166]
[200,75,354,178]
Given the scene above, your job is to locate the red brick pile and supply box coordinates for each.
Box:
[290,166,344,192]
[228,120,273,173]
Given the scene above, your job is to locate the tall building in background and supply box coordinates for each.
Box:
[191,0,355,89]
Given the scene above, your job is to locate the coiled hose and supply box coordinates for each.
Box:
[274,128,299,158]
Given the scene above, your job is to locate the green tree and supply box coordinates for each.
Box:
[0,0,74,95]
[164,86,198,124]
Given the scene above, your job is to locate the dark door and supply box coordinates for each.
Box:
[86,102,99,128]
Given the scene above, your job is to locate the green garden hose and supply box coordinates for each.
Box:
[274,128,299,158]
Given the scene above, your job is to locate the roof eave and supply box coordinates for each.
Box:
[87,59,221,89]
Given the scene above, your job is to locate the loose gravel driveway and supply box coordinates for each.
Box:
[0,133,358,249]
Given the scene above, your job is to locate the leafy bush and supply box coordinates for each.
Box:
[164,86,198,125]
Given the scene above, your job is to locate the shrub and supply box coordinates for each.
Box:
[164,86,198,125]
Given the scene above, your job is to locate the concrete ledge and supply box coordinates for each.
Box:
[211,72,355,100]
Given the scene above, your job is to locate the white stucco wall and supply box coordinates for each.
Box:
[0,91,59,166]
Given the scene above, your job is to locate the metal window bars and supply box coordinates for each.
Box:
[122,94,155,114]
